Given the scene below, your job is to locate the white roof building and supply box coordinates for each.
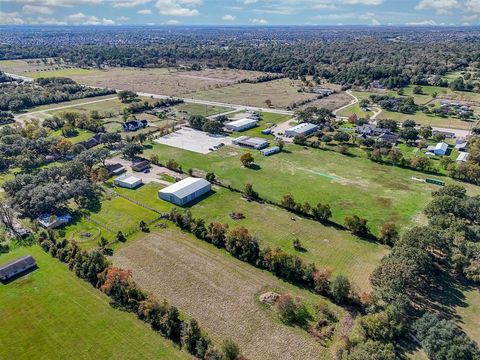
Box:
[225,118,258,132]
[457,152,469,162]
[233,136,269,150]
[114,174,143,189]
[159,177,211,206]
[285,123,319,137]
[433,142,449,156]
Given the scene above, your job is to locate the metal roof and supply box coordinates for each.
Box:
[435,142,448,151]
[115,175,142,185]
[233,136,269,147]
[0,255,36,280]
[226,118,258,128]
[286,122,318,133]
[457,152,469,162]
[159,177,211,199]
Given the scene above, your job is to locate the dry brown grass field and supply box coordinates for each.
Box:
[69,68,269,96]
[299,92,353,111]
[113,227,341,360]
[190,78,318,109]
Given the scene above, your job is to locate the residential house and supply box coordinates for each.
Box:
[122,120,148,132]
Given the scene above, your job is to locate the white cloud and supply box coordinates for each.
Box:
[222,14,236,20]
[112,0,151,8]
[0,11,25,25]
[250,18,268,24]
[415,0,459,15]
[3,0,103,7]
[467,0,480,12]
[155,0,202,16]
[22,5,53,14]
[137,9,152,14]
[66,12,115,25]
[116,16,129,21]
[371,18,380,25]
[406,19,438,26]
[166,19,180,24]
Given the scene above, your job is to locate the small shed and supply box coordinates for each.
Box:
[457,152,469,162]
[433,142,449,156]
[114,174,143,189]
[261,146,281,156]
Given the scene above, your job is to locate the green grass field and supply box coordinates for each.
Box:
[173,103,232,117]
[28,68,101,79]
[143,143,479,236]
[0,246,187,360]
[109,181,388,290]
[50,128,95,144]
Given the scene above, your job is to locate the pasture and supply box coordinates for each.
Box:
[143,142,480,235]
[112,227,339,360]
[110,182,388,290]
[0,246,187,360]
[191,78,318,109]
[69,67,269,96]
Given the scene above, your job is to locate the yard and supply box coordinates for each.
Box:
[112,227,341,360]
[0,245,187,360]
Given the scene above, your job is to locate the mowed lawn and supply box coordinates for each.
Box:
[112,227,335,360]
[144,143,479,235]
[110,182,387,290]
[0,246,188,360]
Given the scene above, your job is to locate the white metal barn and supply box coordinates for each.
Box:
[225,118,258,132]
[114,174,143,189]
[159,177,211,206]
[285,123,319,137]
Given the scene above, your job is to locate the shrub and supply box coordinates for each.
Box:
[274,293,311,326]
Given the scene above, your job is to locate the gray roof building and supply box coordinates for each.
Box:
[0,255,36,282]
[285,123,319,137]
[233,136,269,150]
[159,177,211,206]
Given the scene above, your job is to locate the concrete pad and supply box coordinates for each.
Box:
[155,127,232,154]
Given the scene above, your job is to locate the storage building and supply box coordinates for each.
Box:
[114,174,143,189]
[433,142,449,156]
[233,136,269,150]
[159,177,211,206]
[261,146,281,156]
[285,123,319,137]
[0,255,36,282]
[225,118,258,132]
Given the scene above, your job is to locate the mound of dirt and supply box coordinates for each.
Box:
[259,291,280,306]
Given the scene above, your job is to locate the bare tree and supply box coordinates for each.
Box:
[0,198,19,238]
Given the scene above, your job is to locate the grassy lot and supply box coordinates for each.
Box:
[455,285,480,345]
[28,68,100,79]
[110,182,388,290]
[191,78,318,109]
[0,245,187,360]
[172,103,232,117]
[337,101,373,118]
[63,193,159,246]
[144,142,480,236]
[112,227,343,360]
[50,128,94,144]
[18,94,118,114]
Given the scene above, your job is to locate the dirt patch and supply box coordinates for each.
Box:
[112,229,325,360]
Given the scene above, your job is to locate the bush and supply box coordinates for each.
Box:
[330,275,352,304]
[274,293,311,326]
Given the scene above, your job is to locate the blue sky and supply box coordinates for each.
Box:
[1,0,480,26]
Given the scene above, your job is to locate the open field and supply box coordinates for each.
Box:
[113,182,387,289]
[69,67,269,96]
[299,92,353,112]
[456,285,480,345]
[144,142,480,235]
[0,59,97,78]
[190,78,318,109]
[50,128,95,144]
[172,102,232,117]
[0,245,187,360]
[113,227,337,360]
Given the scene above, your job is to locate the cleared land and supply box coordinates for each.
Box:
[190,78,318,109]
[299,92,353,112]
[113,182,387,290]
[144,142,479,235]
[69,68,269,96]
[0,59,97,78]
[0,245,187,360]
[113,227,335,360]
